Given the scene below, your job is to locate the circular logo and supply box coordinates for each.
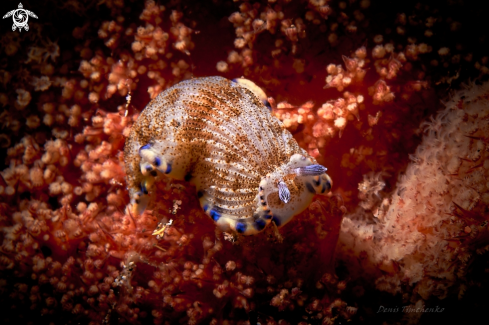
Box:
[13,9,28,29]
[3,3,38,32]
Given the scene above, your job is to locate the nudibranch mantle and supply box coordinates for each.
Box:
[124,76,332,235]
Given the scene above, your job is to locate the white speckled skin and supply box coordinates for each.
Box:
[124,76,332,235]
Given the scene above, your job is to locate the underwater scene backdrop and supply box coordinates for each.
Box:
[0,0,488,324]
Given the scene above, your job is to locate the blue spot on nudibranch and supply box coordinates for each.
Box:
[264,100,272,111]
[306,182,316,194]
[145,165,153,171]
[263,214,272,220]
[140,183,148,194]
[323,180,331,193]
[210,209,221,221]
[272,216,282,227]
[165,163,172,174]
[254,219,266,230]
[154,157,161,167]
[139,144,151,153]
[134,190,145,204]
[236,222,247,233]
[321,182,327,193]
[203,204,209,212]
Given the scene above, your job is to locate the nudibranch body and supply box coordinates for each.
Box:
[124,76,332,235]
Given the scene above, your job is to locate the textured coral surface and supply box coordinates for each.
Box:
[1,0,488,324]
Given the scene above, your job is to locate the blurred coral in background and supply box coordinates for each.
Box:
[0,0,488,324]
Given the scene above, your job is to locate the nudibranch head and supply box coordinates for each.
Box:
[253,153,332,231]
[124,76,332,236]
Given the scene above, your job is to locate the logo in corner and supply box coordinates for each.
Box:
[3,3,38,32]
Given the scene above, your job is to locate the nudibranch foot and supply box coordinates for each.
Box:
[199,192,273,235]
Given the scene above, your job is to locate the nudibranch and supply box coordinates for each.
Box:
[124,76,332,235]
